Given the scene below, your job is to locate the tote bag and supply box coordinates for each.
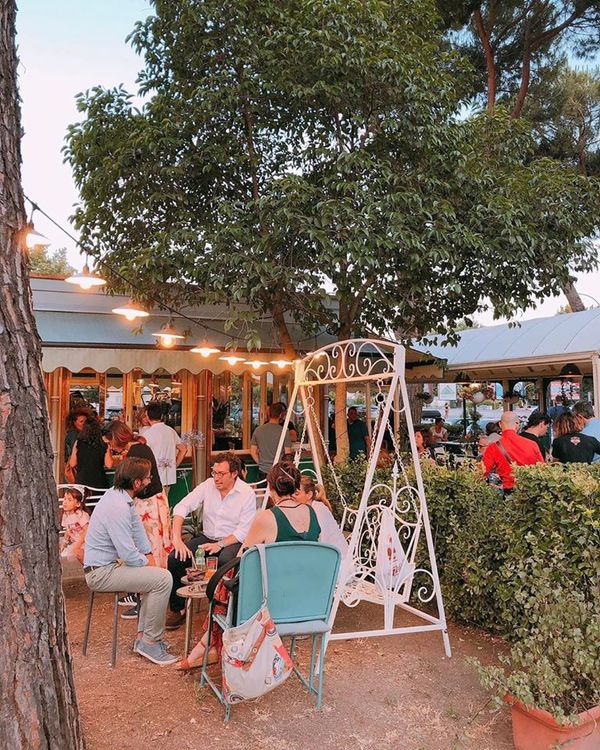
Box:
[221,545,293,704]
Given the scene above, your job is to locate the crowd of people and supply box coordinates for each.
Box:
[412,398,600,495]
[61,396,348,668]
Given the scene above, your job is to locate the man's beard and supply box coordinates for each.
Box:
[133,485,147,498]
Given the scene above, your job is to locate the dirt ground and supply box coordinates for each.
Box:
[64,578,514,750]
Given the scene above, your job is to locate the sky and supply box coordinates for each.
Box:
[16,2,600,327]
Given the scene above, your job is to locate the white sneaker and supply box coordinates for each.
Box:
[118,594,137,607]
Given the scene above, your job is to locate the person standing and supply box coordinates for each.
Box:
[141,400,187,497]
[250,402,293,480]
[67,416,108,489]
[573,401,600,463]
[482,411,544,494]
[166,452,257,629]
[551,412,600,464]
[347,406,370,460]
[547,395,569,423]
[520,411,551,459]
[83,458,176,665]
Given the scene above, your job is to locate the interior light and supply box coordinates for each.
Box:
[559,362,583,379]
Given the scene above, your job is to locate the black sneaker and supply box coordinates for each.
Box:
[120,605,139,620]
[118,594,137,608]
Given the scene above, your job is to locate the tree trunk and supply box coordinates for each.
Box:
[334,381,349,463]
[473,8,496,113]
[511,44,531,118]
[0,2,86,748]
[562,280,586,313]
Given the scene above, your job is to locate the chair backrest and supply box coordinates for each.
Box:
[236,542,341,625]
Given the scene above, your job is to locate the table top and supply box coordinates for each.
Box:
[177,582,208,599]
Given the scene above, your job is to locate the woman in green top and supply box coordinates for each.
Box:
[175,461,320,671]
[242,461,321,547]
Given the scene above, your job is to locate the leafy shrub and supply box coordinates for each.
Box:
[322,458,600,638]
[473,585,600,724]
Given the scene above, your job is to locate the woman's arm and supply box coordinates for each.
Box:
[68,441,78,468]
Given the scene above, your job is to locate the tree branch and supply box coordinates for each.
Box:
[473,8,496,113]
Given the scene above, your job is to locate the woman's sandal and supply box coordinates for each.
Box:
[175,649,218,671]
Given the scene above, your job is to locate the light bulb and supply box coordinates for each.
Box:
[161,335,175,348]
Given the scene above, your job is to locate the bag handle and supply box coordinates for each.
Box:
[496,441,515,465]
[256,544,269,604]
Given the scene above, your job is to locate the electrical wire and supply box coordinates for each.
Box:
[24,195,303,351]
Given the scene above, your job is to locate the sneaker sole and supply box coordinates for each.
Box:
[120,614,139,620]
[136,649,178,666]
[118,600,137,607]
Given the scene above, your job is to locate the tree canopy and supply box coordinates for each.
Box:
[28,246,74,276]
[64,0,600,354]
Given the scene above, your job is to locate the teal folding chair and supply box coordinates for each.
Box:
[200,541,341,720]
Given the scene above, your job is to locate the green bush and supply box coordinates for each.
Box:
[473,585,600,724]
[322,458,600,638]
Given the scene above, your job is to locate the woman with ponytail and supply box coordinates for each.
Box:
[296,475,348,557]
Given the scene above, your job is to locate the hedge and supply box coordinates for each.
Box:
[323,459,600,639]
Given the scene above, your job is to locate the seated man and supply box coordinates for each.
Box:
[166,452,257,629]
[83,457,176,665]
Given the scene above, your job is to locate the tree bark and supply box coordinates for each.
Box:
[0,2,86,748]
[511,44,531,118]
[473,8,496,113]
[562,279,586,313]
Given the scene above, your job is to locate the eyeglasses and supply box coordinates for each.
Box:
[211,469,231,478]
[141,475,152,482]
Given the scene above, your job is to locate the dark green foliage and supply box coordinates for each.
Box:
[63,0,600,351]
[474,586,600,723]
[323,459,600,637]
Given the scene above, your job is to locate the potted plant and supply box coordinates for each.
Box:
[473,587,600,750]
[416,391,434,405]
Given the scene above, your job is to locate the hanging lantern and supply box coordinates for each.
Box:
[112,301,149,321]
[219,355,246,365]
[190,338,220,357]
[152,320,185,348]
[65,263,106,289]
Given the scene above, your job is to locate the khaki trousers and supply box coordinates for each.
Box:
[86,562,172,641]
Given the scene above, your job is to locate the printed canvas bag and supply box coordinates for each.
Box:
[375,507,413,593]
[221,545,293,704]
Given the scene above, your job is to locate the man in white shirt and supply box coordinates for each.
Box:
[165,452,257,629]
[142,401,188,496]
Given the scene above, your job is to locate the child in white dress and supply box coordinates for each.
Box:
[60,488,90,563]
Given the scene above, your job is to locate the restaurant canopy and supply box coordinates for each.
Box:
[415,308,600,410]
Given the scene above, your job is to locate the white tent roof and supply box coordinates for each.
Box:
[416,308,600,378]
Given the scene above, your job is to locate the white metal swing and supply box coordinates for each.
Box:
[269,338,451,657]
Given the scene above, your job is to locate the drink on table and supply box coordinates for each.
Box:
[204,555,218,580]
[194,546,206,571]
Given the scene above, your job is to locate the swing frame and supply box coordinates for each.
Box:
[270,338,451,657]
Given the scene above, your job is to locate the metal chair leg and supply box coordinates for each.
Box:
[200,600,214,688]
[82,590,94,656]
[309,635,318,691]
[316,635,326,710]
[290,636,297,659]
[111,592,119,668]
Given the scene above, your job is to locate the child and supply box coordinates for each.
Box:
[60,487,90,563]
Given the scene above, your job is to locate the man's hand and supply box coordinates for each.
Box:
[172,538,193,561]
[201,542,222,555]
[146,553,156,567]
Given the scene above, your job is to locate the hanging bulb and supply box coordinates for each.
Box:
[244,360,268,369]
[219,354,246,365]
[25,227,51,249]
[152,320,185,348]
[112,301,149,321]
[190,338,220,356]
[65,263,106,289]
[270,359,292,368]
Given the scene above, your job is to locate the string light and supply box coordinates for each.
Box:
[152,319,185,348]
[244,360,268,369]
[26,228,51,249]
[190,336,220,356]
[219,355,246,365]
[270,359,292,368]
[65,263,106,289]
[112,301,149,321]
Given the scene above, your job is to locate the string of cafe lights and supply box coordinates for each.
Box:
[23,196,297,368]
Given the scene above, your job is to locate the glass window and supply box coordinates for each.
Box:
[212,371,243,451]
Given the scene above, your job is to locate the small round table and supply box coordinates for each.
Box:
[176,581,209,658]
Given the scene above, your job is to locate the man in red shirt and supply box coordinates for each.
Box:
[482,412,544,492]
